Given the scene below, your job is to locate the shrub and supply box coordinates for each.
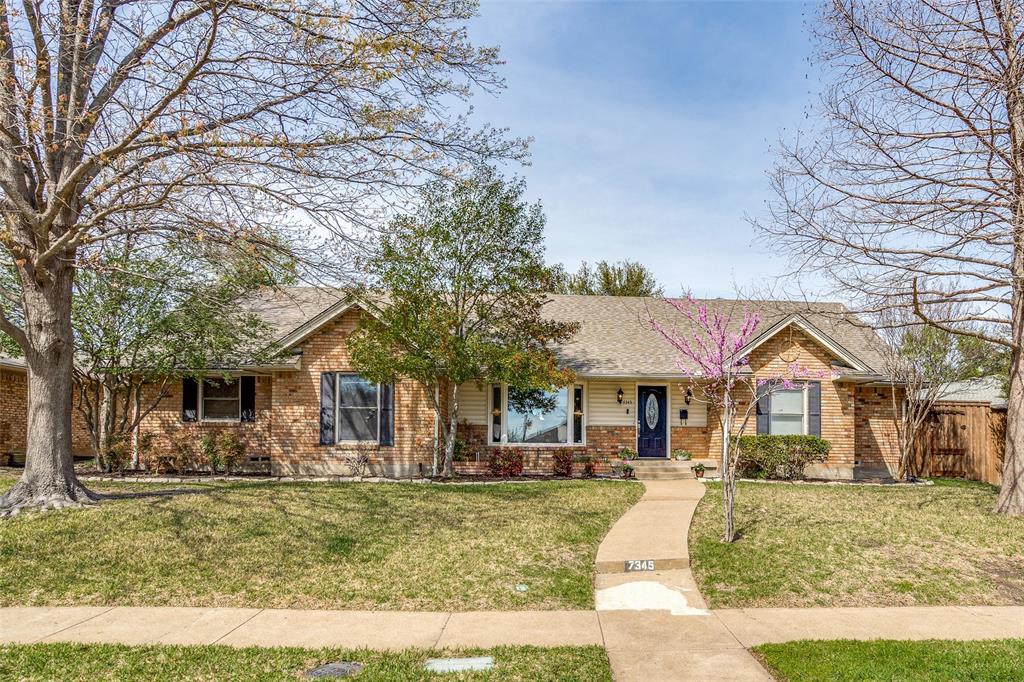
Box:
[199,432,220,472]
[215,431,245,473]
[166,432,198,471]
[552,449,574,477]
[736,435,831,480]
[103,434,132,473]
[574,454,596,478]
[343,451,371,477]
[453,437,470,462]
[488,448,524,477]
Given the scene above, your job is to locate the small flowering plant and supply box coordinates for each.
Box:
[650,294,837,542]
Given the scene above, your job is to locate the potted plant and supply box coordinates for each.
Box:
[672,449,692,461]
[691,462,706,478]
[619,447,638,461]
[621,463,635,479]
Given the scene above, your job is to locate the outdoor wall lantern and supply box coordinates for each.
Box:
[684,387,693,405]
[616,387,624,404]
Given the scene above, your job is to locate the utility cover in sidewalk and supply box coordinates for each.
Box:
[305,661,364,678]
[425,657,495,673]
[595,581,708,616]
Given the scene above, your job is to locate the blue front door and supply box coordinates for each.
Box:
[637,386,667,458]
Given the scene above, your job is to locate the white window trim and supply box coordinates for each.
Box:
[488,382,586,447]
[199,378,242,423]
[335,372,382,445]
[767,384,809,436]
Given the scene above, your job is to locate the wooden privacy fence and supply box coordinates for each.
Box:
[914,402,1006,485]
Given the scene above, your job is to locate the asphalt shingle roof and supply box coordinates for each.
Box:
[246,288,890,377]
[931,376,1008,408]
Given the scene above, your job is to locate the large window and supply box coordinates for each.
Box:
[491,384,584,445]
[201,379,240,421]
[769,388,805,435]
[337,374,379,442]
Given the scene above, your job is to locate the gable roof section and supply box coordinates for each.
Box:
[244,288,891,377]
[741,314,871,373]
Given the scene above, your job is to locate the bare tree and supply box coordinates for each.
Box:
[0,0,521,514]
[877,305,990,480]
[761,0,1024,513]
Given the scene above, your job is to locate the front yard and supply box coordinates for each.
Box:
[0,474,641,610]
[690,479,1024,608]
[0,643,612,681]
[754,639,1024,681]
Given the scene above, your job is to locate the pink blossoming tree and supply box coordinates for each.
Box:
[650,295,833,542]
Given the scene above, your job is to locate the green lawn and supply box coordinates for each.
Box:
[0,475,641,610]
[754,639,1024,681]
[690,479,1024,608]
[0,643,612,681]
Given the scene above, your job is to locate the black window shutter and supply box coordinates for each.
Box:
[240,376,256,422]
[808,381,822,437]
[755,383,771,435]
[319,372,336,445]
[182,378,198,422]
[379,383,395,446]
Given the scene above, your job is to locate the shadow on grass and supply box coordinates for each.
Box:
[99,488,215,501]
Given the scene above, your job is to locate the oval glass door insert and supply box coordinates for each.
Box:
[645,393,659,429]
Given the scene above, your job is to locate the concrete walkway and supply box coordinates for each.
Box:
[0,606,602,649]
[592,480,1024,681]
[594,479,772,681]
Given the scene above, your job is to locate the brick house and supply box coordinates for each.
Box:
[0,289,903,478]
[139,289,903,479]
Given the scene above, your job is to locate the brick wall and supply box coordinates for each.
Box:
[0,369,26,459]
[455,422,627,474]
[855,385,902,475]
[270,308,437,477]
[137,375,273,465]
[1,368,93,461]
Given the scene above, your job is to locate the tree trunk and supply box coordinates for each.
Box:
[96,381,113,472]
[721,397,736,543]
[0,259,97,516]
[995,324,1024,514]
[442,383,459,478]
[131,388,142,470]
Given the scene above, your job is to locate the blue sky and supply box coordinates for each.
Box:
[466,0,816,297]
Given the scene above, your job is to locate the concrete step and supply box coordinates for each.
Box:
[629,459,717,481]
[633,470,695,480]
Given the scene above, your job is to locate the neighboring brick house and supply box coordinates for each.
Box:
[0,355,94,465]
[0,289,903,479]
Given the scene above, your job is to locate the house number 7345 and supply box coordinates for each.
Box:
[624,559,655,572]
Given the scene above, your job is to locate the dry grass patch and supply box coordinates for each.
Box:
[0,475,642,610]
[690,479,1024,608]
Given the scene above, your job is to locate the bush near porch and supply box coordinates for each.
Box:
[0,475,641,611]
[690,479,1024,608]
[736,435,831,480]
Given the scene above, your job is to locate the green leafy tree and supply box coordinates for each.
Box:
[349,167,578,477]
[957,336,1012,395]
[71,238,293,472]
[551,260,664,297]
